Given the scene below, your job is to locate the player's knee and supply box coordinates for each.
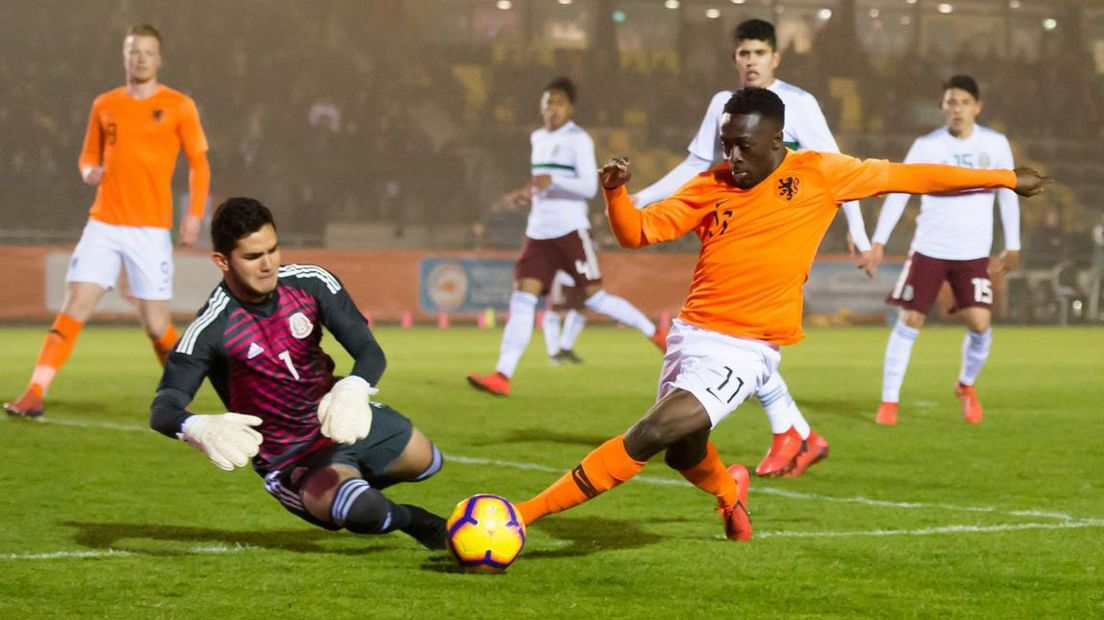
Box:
[413,442,443,482]
[900,310,925,329]
[330,479,394,534]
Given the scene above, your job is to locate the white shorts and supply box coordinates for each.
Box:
[656,319,781,427]
[66,220,174,300]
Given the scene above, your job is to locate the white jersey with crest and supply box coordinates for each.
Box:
[686,79,840,161]
[526,120,599,240]
[871,125,1020,260]
[633,78,871,251]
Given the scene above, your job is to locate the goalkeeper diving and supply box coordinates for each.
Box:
[150,197,447,550]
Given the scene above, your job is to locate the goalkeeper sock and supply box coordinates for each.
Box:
[333,479,408,534]
[26,313,84,397]
[398,504,448,550]
[584,290,656,337]
[516,435,645,526]
[151,323,179,366]
[674,441,738,510]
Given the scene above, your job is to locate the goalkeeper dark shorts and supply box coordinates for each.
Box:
[259,403,414,529]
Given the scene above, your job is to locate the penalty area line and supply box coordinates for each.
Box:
[0,544,254,561]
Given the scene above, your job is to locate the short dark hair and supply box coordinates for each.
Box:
[126,24,162,45]
[734,19,776,50]
[544,77,576,103]
[943,74,980,100]
[723,87,786,127]
[211,197,276,255]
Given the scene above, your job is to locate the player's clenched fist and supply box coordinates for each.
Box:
[181,413,263,471]
[600,157,632,189]
[317,376,379,444]
[1012,167,1051,197]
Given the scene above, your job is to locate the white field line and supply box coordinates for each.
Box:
[6,521,1104,561]
[2,544,252,561]
[5,416,1091,523]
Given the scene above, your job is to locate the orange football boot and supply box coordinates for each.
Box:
[875,401,898,426]
[4,388,44,419]
[955,382,983,424]
[755,427,803,476]
[722,463,752,541]
[785,431,829,477]
[650,321,669,354]
[466,372,511,396]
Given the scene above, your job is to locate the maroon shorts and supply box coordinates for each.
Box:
[887,251,992,313]
[515,230,602,294]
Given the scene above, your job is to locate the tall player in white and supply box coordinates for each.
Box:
[633,19,872,477]
[467,78,662,397]
[870,75,1021,426]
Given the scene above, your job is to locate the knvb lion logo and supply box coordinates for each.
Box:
[778,176,800,200]
[152,108,164,122]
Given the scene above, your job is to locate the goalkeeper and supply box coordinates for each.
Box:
[150,197,447,550]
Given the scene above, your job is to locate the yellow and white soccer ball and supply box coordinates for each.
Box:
[446,494,526,573]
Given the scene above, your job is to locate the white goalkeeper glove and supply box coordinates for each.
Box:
[317,376,378,444]
[180,413,263,471]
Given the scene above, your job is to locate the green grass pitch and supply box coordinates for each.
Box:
[1,324,1101,617]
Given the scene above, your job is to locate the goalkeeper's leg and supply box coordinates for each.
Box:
[301,465,447,550]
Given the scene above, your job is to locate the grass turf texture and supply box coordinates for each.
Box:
[1,324,1101,617]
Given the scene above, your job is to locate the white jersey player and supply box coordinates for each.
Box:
[467,78,663,397]
[633,19,867,478]
[870,74,1021,426]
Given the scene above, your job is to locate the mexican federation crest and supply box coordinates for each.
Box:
[289,312,313,339]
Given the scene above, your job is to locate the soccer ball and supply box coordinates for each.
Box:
[446,494,526,573]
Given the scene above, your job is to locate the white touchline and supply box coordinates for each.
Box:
[4,416,1094,524]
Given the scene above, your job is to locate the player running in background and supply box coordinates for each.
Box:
[467,77,663,397]
[150,198,447,550]
[5,24,210,418]
[513,88,1047,541]
[869,75,1021,426]
[542,270,588,364]
[633,19,872,477]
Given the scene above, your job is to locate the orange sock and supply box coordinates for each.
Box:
[517,435,645,526]
[26,313,84,397]
[152,323,179,366]
[676,441,738,509]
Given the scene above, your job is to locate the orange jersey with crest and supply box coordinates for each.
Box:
[80,85,209,228]
[605,150,1015,345]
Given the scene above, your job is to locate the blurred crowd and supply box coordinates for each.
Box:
[2,0,1102,295]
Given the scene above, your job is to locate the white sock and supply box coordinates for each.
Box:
[958,328,992,386]
[542,310,562,357]
[495,291,538,378]
[757,372,811,438]
[559,309,587,351]
[882,320,919,403]
[584,290,655,337]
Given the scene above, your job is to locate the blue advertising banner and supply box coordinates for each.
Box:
[804,261,904,323]
[419,258,515,313]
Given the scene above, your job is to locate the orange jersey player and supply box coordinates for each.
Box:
[5,24,210,419]
[510,87,1047,543]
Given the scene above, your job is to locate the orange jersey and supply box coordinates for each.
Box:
[606,150,1015,345]
[80,85,209,229]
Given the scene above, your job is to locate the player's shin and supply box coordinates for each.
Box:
[151,323,179,366]
[516,435,645,525]
[331,479,447,549]
[29,313,85,396]
[673,441,740,509]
